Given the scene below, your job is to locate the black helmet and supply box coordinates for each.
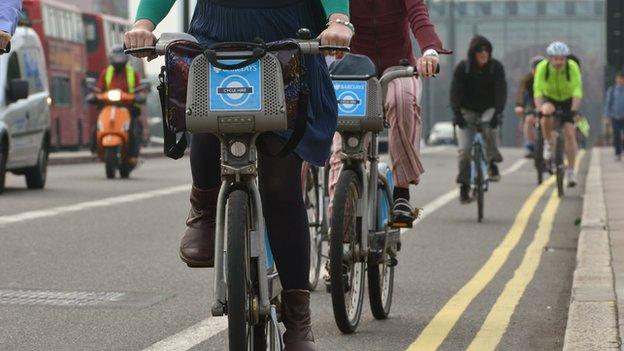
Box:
[108,45,128,69]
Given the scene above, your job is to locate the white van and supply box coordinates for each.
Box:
[0,27,51,193]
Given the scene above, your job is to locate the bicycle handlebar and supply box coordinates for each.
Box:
[124,32,350,57]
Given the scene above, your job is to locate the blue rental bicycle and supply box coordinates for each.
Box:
[328,55,430,333]
[129,30,348,351]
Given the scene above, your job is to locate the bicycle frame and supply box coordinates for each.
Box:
[470,125,489,188]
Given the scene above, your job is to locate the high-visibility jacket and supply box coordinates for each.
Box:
[104,65,136,93]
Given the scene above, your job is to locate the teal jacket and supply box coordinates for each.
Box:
[136,0,348,28]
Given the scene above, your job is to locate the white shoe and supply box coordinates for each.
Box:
[543,142,552,161]
[567,169,577,188]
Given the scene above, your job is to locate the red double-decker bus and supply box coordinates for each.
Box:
[22,0,89,149]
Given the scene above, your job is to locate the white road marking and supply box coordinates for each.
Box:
[142,317,228,351]
[0,185,190,226]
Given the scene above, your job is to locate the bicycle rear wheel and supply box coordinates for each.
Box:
[304,164,322,291]
[330,170,365,334]
[474,144,485,222]
[368,176,395,320]
[535,128,544,185]
[226,190,265,350]
[555,135,565,197]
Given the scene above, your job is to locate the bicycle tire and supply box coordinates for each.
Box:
[367,176,395,320]
[305,165,322,291]
[535,128,544,185]
[475,144,485,222]
[226,190,258,350]
[555,135,565,197]
[330,169,365,334]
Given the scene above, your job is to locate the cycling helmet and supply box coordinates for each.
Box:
[108,45,128,69]
[530,55,545,69]
[546,41,570,56]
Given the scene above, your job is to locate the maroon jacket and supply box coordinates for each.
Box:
[349,0,451,74]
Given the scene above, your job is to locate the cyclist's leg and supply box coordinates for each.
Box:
[257,134,317,346]
[540,102,556,143]
[457,110,477,201]
[327,133,342,219]
[525,113,536,147]
[179,133,222,267]
[386,76,424,222]
[481,108,503,163]
[563,122,578,167]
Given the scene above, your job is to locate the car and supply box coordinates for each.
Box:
[0,26,51,193]
[427,121,456,145]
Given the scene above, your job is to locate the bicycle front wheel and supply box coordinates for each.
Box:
[304,164,323,291]
[330,169,365,334]
[367,176,395,320]
[226,190,264,350]
[474,144,485,222]
[535,128,544,185]
[555,135,565,197]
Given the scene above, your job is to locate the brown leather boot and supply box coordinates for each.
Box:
[281,290,316,351]
[179,186,219,268]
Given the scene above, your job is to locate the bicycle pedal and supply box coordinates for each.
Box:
[388,221,412,229]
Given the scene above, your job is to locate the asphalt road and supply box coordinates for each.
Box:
[0,146,587,351]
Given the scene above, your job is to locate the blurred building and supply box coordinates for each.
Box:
[63,0,128,18]
[421,0,606,146]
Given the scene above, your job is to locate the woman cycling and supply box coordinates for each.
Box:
[328,0,450,227]
[125,1,352,349]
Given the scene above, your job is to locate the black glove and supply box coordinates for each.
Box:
[490,113,503,128]
[453,113,467,129]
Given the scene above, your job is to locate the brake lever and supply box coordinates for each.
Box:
[318,45,350,52]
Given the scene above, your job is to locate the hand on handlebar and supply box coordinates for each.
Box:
[318,15,353,48]
[0,31,11,54]
[124,20,158,60]
[416,56,439,78]
[453,113,467,129]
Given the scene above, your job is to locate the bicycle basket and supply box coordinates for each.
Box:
[186,42,288,134]
[330,54,384,132]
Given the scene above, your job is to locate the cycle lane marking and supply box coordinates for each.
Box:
[141,158,528,351]
[465,149,585,350]
[466,189,560,351]
[0,185,190,227]
[405,150,584,351]
[142,317,228,351]
[405,174,555,351]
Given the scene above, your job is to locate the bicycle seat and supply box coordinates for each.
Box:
[329,53,377,79]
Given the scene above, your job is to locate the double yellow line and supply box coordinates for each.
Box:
[406,151,584,351]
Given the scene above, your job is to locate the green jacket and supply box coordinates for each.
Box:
[533,59,583,102]
[135,0,348,28]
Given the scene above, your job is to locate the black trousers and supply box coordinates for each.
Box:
[191,133,310,290]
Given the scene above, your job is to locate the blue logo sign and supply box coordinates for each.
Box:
[210,60,262,112]
[333,80,367,117]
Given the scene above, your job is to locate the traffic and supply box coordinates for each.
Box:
[0,0,620,351]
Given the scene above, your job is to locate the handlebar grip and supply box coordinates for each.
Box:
[318,45,350,52]
[412,65,441,76]
[124,46,157,56]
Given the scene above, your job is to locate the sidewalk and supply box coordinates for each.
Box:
[563,147,622,350]
[49,146,166,165]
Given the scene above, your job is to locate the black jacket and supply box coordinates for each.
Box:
[450,35,507,116]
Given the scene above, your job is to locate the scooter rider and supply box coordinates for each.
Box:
[94,46,144,167]
[0,0,22,53]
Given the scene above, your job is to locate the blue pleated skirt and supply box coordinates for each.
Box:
[188,0,338,166]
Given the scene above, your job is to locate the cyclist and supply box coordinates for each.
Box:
[93,46,144,166]
[125,0,352,349]
[328,0,451,227]
[0,0,21,52]
[533,41,582,187]
[450,35,507,203]
[514,56,544,158]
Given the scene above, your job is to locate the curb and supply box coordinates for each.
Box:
[48,148,168,166]
[563,148,621,350]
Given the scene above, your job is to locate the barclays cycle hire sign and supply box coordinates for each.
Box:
[209,59,262,112]
[333,80,368,117]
